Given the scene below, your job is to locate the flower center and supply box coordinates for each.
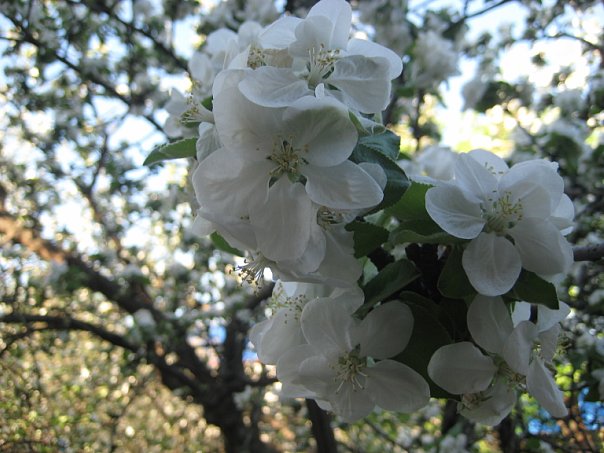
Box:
[307,44,340,88]
[482,191,523,234]
[269,136,308,180]
[317,206,345,229]
[237,253,272,287]
[268,286,308,321]
[333,349,367,393]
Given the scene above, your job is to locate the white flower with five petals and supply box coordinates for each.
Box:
[425,150,574,296]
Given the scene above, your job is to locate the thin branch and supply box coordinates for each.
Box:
[573,243,604,262]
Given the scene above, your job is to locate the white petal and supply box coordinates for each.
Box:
[454,153,499,201]
[526,357,567,418]
[502,321,538,375]
[297,354,338,396]
[276,344,315,385]
[328,55,393,113]
[250,178,313,262]
[284,96,357,167]
[357,302,413,359]
[427,343,497,395]
[511,302,531,326]
[347,38,403,79]
[510,218,574,276]
[254,309,306,365]
[539,324,561,363]
[463,233,522,296]
[467,295,513,355]
[366,360,430,412]
[289,15,338,58]
[259,16,301,48]
[467,149,509,178]
[300,296,360,356]
[551,194,574,235]
[500,160,563,216]
[310,226,362,287]
[331,380,374,422]
[536,302,570,333]
[307,0,352,49]
[303,161,383,210]
[359,162,387,190]
[425,185,484,239]
[190,212,214,237]
[460,381,517,426]
[238,66,311,108]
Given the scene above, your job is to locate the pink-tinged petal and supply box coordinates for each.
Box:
[463,233,522,296]
[500,160,563,216]
[366,360,430,412]
[527,357,567,418]
[238,67,312,108]
[454,153,498,201]
[425,185,484,239]
[357,302,414,359]
[328,55,393,113]
[510,218,574,276]
[467,149,509,178]
[347,38,402,79]
[460,381,517,426]
[284,96,357,167]
[303,161,383,210]
[502,320,538,375]
[427,342,497,395]
[467,295,513,355]
[250,178,312,262]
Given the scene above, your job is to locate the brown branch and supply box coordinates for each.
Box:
[573,243,604,262]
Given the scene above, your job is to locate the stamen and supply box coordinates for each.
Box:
[237,253,271,288]
[482,191,523,234]
[332,349,368,393]
[307,44,340,88]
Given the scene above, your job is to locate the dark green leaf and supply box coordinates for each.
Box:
[357,260,419,316]
[143,138,197,166]
[350,146,410,211]
[356,130,401,160]
[395,301,455,399]
[345,221,389,258]
[210,232,244,257]
[437,246,475,299]
[506,270,559,309]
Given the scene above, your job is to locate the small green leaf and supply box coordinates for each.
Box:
[356,130,401,160]
[350,145,410,211]
[437,246,475,299]
[346,221,389,258]
[210,232,244,257]
[390,223,462,245]
[506,270,559,309]
[143,138,197,166]
[387,181,433,222]
[357,259,419,316]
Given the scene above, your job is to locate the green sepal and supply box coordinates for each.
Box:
[143,138,197,166]
[210,232,244,257]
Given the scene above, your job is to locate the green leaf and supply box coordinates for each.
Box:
[350,145,410,211]
[210,232,244,257]
[345,221,389,258]
[356,130,401,160]
[506,270,559,309]
[437,246,476,299]
[395,300,455,399]
[390,222,462,245]
[387,181,432,222]
[357,259,419,317]
[143,138,197,166]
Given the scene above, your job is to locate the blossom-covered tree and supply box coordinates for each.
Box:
[1,0,603,452]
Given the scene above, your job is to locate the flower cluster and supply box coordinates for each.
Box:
[162,0,576,424]
[188,0,401,286]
